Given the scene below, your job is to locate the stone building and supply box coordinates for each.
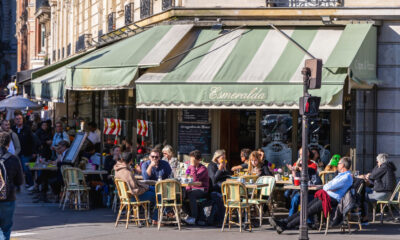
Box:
[24,0,400,175]
[0,0,17,87]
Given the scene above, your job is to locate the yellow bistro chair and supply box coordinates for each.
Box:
[221,181,255,232]
[373,181,400,224]
[247,176,276,227]
[114,179,150,229]
[62,167,90,210]
[319,171,336,185]
[155,179,183,230]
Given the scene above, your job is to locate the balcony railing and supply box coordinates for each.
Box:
[266,0,342,7]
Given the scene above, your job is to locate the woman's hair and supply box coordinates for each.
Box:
[162,145,174,158]
[212,149,226,163]
[112,145,121,153]
[121,152,133,165]
[240,148,251,160]
[376,153,389,165]
[248,151,261,173]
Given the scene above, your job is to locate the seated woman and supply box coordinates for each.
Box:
[114,153,158,224]
[104,145,121,176]
[248,151,272,176]
[231,148,251,172]
[162,145,178,178]
[207,149,231,226]
[363,153,397,202]
[184,150,209,225]
[324,154,340,172]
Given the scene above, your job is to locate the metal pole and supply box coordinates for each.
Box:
[299,67,310,240]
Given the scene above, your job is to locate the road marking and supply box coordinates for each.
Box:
[11,232,36,237]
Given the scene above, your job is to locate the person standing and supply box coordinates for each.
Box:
[12,112,36,189]
[0,120,21,156]
[0,132,24,240]
[35,121,53,160]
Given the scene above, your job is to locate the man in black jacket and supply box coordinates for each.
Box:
[12,112,36,188]
[0,132,24,240]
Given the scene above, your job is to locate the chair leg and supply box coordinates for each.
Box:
[115,204,124,227]
[228,208,232,230]
[247,207,252,232]
[158,207,163,230]
[380,204,385,224]
[319,212,323,232]
[144,203,149,227]
[126,205,131,229]
[174,206,181,231]
[238,208,243,233]
[347,214,351,233]
[388,205,394,220]
[324,213,330,235]
[258,205,263,228]
[221,207,229,232]
[372,203,376,223]
[59,188,66,208]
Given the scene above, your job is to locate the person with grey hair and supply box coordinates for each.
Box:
[0,120,21,156]
[364,153,397,202]
[161,145,178,177]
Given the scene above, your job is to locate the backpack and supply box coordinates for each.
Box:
[0,152,13,200]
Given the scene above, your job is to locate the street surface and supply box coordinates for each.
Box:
[11,190,400,240]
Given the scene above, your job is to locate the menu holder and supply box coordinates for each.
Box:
[63,132,88,165]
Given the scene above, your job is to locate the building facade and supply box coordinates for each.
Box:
[23,0,400,175]
[0,0,17,87]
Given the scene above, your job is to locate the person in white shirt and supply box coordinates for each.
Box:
[0,119,21,156]
[51,122,70,150]
[87,121,101,145]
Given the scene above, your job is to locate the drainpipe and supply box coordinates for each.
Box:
[372,85,377,168]
[362,91,366,174]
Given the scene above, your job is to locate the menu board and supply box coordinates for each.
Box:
[64,132,87,164]
[182,110,209,123]
[178,123,211,154]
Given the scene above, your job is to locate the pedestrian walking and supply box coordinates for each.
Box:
[0,131,24,240]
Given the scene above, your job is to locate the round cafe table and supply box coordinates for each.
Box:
[139,180,201,187]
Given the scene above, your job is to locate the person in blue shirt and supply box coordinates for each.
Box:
[141,149,172,180]
[270,157,353,234]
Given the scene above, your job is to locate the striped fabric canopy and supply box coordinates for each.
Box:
[136,24,376,109]
[65,24,193,90]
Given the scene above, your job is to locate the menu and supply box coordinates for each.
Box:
[178,123,211,154]
[182,110,209,123]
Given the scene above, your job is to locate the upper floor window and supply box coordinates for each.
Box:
[108,12,116,32]
[125,3,134,25]
[140,0,152,19]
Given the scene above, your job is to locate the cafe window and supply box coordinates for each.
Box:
[137,109,167,147]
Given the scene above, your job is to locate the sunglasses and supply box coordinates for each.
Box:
[150,155,159,159]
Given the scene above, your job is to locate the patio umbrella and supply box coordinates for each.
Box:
[0,95,42,111]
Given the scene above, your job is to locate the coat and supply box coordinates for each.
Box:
[369,162,397,193]
[114,161,148,196]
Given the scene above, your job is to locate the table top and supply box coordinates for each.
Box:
[82,170,108,175]
[139,179,202,187]
[276,180,292,185]
[28,165,58,171]
[245,183,269,188]
[283,185,323,191]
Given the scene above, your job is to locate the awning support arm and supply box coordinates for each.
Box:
[269,23,316,59]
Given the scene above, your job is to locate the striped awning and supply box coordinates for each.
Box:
[136,24,377,109]
[66,24,193,90]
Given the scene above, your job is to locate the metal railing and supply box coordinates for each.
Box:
[266,0,342,7]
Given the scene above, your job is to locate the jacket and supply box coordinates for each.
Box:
[0,147,24,202]
[332,178,360,226]
[0,128,21,156]
[207,162,230,192]
[12,125,36,156]
[186,164,209,192]
[114,161,148,196]
[35,128,52,159]
[369,162,397,193]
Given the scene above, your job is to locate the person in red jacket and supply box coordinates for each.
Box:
[184,150,209,225]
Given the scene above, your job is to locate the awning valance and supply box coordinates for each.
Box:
[66,24,193,90]
[136,24,377,109]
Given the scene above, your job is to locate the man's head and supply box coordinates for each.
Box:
[14,112,24,127]
[338,157,351,172]
[240,148,251,162]
[0,131,11,148]
[189,150,202,167]
[1,120,10,132]
[56,140,69,154]
[55,121,64,133]
[41,121,48,131]
[149,149,161,165]
[298,147,311,160]
[88,122,97,132]
[112,145,121,157]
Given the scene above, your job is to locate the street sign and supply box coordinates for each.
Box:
[305,59,322,89]
[137,119,149,137]
[299,96,321,116]
[103,118,122,135]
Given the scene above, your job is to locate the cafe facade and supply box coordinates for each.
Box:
[29,20,379,171]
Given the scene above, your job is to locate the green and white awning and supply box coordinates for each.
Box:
[66,24,193,90]
[136,24,377,109]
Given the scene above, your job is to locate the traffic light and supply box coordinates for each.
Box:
[299,96,321,116]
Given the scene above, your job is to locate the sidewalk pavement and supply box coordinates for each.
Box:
[10,190,400,240]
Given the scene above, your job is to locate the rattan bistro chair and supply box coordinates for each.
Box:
[155,179,183,230]
[221,181,255,232]
[247,176,276,227]
[373,181,400,224]
[319,171,336,185]
[62,167,90,210]
[114,179,150,228]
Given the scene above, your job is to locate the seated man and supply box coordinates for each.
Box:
[270,157,353,234]
[114,153,158,224]
[141,149,172,180]
[231,148,251,172]
[184,150,209,225]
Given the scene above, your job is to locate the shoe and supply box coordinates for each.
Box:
[27,185,35,191]
[184,217,196,225]
[269,217,285,234]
